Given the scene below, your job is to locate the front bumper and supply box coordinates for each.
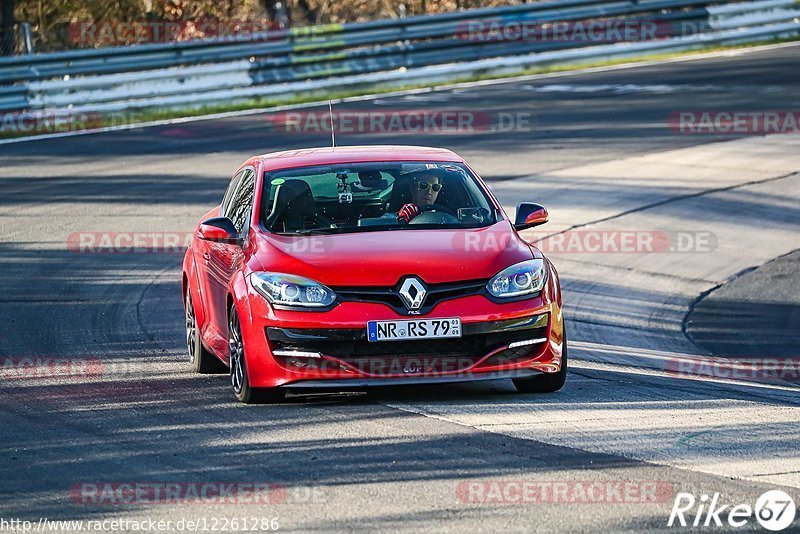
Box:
[240,291,564,388]
[267,312,551,376]
[283,369,544,390]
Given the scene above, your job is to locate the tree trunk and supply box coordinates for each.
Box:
[293,0,318,24]
[0,0,14,56]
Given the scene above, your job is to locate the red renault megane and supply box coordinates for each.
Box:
[182,146,566,403]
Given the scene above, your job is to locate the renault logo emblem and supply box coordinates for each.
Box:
[398,277,427,310]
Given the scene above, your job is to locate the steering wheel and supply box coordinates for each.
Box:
[421,204,457,216]
[409,204,460,224]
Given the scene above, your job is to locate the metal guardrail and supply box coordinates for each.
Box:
[0,0,716,84]
[1,0,798,114]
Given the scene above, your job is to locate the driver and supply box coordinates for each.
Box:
[396,171,443,223]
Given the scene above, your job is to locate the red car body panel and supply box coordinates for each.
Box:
[252,222,538,285]
[182,146,564,389]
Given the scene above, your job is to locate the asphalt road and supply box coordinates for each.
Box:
[1,43,799,532]
[686,250,800,358]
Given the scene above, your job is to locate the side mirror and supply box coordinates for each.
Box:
[197,217,242,245]
[514,203,549,231]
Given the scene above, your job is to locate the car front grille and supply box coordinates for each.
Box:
[333,279,488,314]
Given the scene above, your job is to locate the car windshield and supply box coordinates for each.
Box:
[260,161,497,235]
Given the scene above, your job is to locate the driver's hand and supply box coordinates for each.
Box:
[397,203,420,224]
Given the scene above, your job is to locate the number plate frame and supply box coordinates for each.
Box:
[367,317,462,342]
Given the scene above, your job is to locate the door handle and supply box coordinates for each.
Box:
[203,252,210,261]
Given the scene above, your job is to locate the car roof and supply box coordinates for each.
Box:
[256,145,464,172]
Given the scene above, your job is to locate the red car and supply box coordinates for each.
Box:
[182,146,566,403]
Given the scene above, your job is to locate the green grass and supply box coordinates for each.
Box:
[2,36,798,140]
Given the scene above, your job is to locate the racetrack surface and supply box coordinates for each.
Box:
[1,43,799,532]
[686,250,800,359]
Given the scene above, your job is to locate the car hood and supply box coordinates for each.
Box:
[253,221,538,286]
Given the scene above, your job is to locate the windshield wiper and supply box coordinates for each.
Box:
[291,227,343,235]
[286,223,482,236]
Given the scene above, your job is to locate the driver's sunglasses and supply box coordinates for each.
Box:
[417,181,443,192]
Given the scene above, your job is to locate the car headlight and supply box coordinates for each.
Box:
[487,259,546,298]
[250,272,336,308]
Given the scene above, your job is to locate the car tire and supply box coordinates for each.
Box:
[186,292,226,374]
[228,305,285,404]
[512,324,568,393]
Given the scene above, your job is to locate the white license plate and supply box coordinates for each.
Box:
[367,317,462,342]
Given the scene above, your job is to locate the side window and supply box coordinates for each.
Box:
[224,168,255,234]
[221,169,244,214]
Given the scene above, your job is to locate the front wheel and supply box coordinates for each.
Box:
[512,325,568,393]
[228,306,285,404]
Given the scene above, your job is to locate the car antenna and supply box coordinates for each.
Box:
[328,100,336,148]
